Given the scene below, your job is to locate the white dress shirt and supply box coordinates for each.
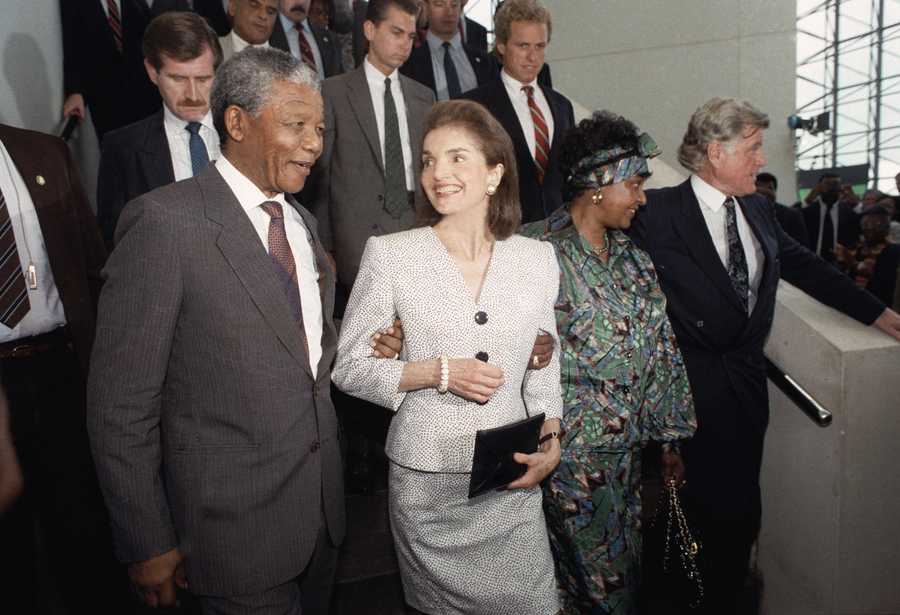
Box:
[280,14,325,81]
[426,30,477,101]
[364,58,414,190]
[163,107,221,182]
[500,69,554,163]
[215,156,324,376]
[0,140,66,343]
[691,174,765,313]
[810,196,840,256]
[228,30,270,56]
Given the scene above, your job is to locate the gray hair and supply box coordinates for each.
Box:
[211,46,320,147]
[677,97,770,174]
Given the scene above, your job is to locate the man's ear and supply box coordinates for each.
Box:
[706,141,723,170]
[144,59,160,86]
[224,105,248,144]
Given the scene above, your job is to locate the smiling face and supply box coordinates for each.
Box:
[593,175,648,230]
[364,5,418,75]
[497,20,547,85]
[224,80,324,196]
[705,126,767,197]
[421,124,503,223]
[146,47,216,122]
[229,0,279,44]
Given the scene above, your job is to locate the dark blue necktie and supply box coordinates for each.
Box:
[442,42,462,99]
[186,121,209,176]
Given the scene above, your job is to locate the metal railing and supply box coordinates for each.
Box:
[766,359,833,427]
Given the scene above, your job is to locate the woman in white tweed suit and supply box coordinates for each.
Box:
[333,100,563,615]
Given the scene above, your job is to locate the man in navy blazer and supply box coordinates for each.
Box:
[97,11,223,247]
[630,97,900,613]
[460,0,572,223]
[400,0,496,100]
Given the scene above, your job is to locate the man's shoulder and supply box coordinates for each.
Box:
[102,112,161,150]
[399,73,436,103]
[459,77,503,104]
[0,123,65,154]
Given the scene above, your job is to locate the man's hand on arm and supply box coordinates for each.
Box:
[872,308,900,342]
[128,547,186,608]
[371,319,403,358]
[62,93,85,119]
[528,332,554,370]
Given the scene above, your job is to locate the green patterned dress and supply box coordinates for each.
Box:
[521,206,696,615]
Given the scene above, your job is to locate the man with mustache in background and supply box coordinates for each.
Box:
[97,11,223,247]
[271,0,346,79]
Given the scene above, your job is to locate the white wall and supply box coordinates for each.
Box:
[543,0,797,199]
[1,0,101,207]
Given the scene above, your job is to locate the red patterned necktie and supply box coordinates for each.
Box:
[260,201,310,358]
[295,24,317,72]
[522,86,550,182]
[0,185,31,329]
[107,0,123,53]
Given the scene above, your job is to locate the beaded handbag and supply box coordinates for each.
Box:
[647,479,705,608]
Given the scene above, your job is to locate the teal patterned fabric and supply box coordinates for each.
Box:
[521,205,696,614]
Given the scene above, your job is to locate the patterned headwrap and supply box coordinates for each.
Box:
[566,132,661,192]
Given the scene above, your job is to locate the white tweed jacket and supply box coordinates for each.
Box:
[333,226,563,473]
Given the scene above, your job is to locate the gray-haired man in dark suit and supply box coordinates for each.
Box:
[88,47,345,615]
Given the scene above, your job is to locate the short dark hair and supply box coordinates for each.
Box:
[558,110,642,202]
[756,172,777,190]
[143,11,223,71]
[366,0,419,24]
[818,172,841,182]
[417,100,521,240]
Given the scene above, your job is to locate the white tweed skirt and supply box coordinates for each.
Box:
[388,462,559,615]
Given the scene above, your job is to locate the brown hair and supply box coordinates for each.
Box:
[366,0,420,23]
[494,0,552,46]
[418,100,521,240]
[143,11,223,71]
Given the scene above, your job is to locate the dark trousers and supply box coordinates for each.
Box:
[0,339,132,614]
[197,518,339,615]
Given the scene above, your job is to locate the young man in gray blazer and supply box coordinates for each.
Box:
[88,48,344,615]
[312,0,434,301]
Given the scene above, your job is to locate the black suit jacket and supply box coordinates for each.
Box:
[800,199,860,260]
[0,125,107,374]
[152,0,232,35]
[400,37,497,99]
[463,17,488,53]
[60,0,161,139]
[270,18,344,78]
[97,111,176,247]
[774,201,809,247]
[631,181,883,521]
[462,78,574,223]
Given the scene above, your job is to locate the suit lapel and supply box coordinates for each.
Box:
[400,75,431,170]
[672,180,747,314]
[310,25,333,75]
[540,85,565,155]
[286,195,337,379]
[1,128,71,294]
[269,18,290,53]
[199,165,313,376]
[489,80,535,171]
[346,68,384,172]
[738,197,777,323]
[138,111,175,188]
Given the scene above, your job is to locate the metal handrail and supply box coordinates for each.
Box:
[766,359,833,427]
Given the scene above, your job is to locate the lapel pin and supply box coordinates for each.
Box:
[35,175,46,186]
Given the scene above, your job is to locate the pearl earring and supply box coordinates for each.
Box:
[486,185,497,196]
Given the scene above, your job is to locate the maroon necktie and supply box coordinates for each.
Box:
[0,185,31,329]
[295,24,317,72]
[261,201,309,358]
[107,0,123,53]
[522,86,550,182]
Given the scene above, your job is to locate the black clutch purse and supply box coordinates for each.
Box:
[468,413,545,499]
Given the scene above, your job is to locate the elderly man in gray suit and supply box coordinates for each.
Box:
[87,47,345,615]
[312,0,434,300]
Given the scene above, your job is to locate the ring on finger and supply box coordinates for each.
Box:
[532,355,540,367]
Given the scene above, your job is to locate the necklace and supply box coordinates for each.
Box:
[592,242,609,255]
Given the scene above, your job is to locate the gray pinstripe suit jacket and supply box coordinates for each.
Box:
[87,163,345,596]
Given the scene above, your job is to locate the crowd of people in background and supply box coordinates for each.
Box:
[1,1,900,615]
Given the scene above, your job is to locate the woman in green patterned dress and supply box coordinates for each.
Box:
[520,111,697,614]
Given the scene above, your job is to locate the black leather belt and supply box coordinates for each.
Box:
[0,327,70,360]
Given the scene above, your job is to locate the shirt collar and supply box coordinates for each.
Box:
[281,12,311,34]
[230,30,269,54]
[691,173,731,213]
[501,68,538,94]
[364,56,397,84]
[215,154,288,216]
[162,105,214,133]
[427,30,461,53]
